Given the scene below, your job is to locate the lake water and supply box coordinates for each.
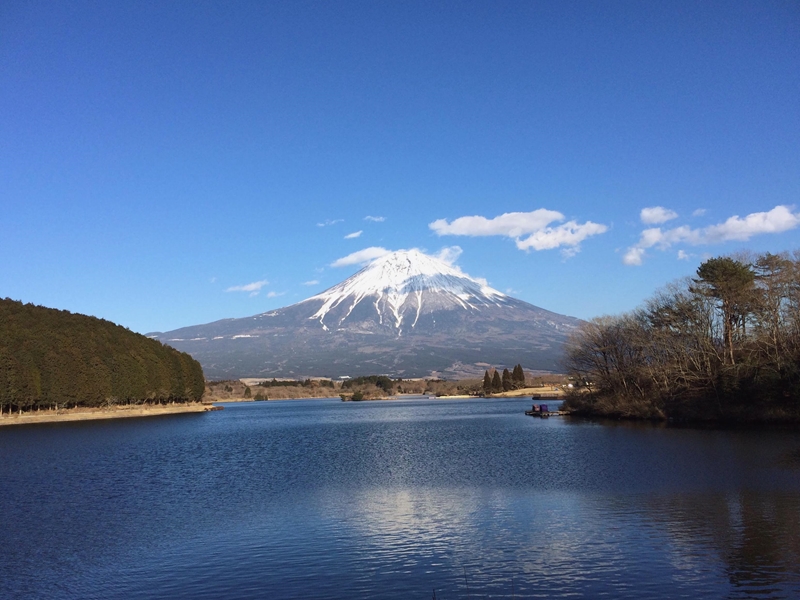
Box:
[1,397,799,599]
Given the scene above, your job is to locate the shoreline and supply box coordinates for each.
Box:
[0,402,216,427]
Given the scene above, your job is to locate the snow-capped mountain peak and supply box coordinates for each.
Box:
[152,248,583,379]
[305,249,508,332]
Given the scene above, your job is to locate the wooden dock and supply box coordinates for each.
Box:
[525,397,568,418]
[525,409,567,418]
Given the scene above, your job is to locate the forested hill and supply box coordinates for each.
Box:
[0,298,205,412]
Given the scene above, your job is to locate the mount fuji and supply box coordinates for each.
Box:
[151,250,583,379]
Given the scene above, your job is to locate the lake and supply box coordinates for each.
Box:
[1,397,799,599]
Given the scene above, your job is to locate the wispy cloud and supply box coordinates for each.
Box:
[640,206,678,225]
[429,209,607,256]
[331,246,391,267]
[692,208,707,217]
[344,230,363,239]
[364,215,385,222]
[434,246,462,265]
[303,280,320,286]
[317,219,344,227]
[624,205,800,266]
[226,279,270,297]
[266,291,285,298]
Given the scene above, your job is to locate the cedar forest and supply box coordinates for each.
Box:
[0,298,205,413]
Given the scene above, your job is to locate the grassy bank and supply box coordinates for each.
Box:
[0,402,215,427]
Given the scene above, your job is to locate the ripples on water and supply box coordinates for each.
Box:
[1,398,799,599]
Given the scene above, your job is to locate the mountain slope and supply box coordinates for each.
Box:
[152,250,582,379]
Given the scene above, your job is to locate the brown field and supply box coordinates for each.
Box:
[0,402,213,427]
[487,386,567,398]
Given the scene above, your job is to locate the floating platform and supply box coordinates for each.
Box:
[525,410,567,417]
[525,400,567,417]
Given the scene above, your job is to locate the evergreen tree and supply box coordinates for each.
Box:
[502,368,512,391]
[483,370,492,395]
[491,371,502,393]
[693,257,756,364]
[512,364,525,388]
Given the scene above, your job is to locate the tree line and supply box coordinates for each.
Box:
[341,375,396,394]
[0,298,205,413]
[564,252,800,422]
[482,364,526,395]
[258,378,335,389]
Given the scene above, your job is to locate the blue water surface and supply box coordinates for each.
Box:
[1,397,799,599]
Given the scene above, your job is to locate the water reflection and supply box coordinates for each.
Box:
[633,492,800,596]
[1,398,799,599]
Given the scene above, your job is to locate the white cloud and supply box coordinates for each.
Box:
[225,279,270,297]
[226,280,269,294]
[331,246,391,267]
[266,291,285,298]
[303,280,320,286]
[429,209,607,254]
[515,221,608,251]
[703,205,800,242]
[317,219,344,227]
[365,215,385,222]
[640,206,678,225]
[344,230,363,239]
[622,247,645,266]
[677,250,691,260]
[623,205,800,266]
[430,209,562,237]
[434,246,463,265]
[692,208,707,217]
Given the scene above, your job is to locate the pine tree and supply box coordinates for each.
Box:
[502,368,512,391]
[512,364,525,388]
[483,370,492,395]
[693,257,756,365]
[492,371,502,393]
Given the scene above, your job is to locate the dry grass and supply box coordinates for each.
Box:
[489,386,567,398]
[0,402,212,427]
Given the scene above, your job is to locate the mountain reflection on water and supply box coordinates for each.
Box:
[1,397,798,599]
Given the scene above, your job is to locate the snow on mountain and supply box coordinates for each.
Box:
[303,249,508,333]
[151,249,583,379]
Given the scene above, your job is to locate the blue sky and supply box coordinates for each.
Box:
[2,1,799,334]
